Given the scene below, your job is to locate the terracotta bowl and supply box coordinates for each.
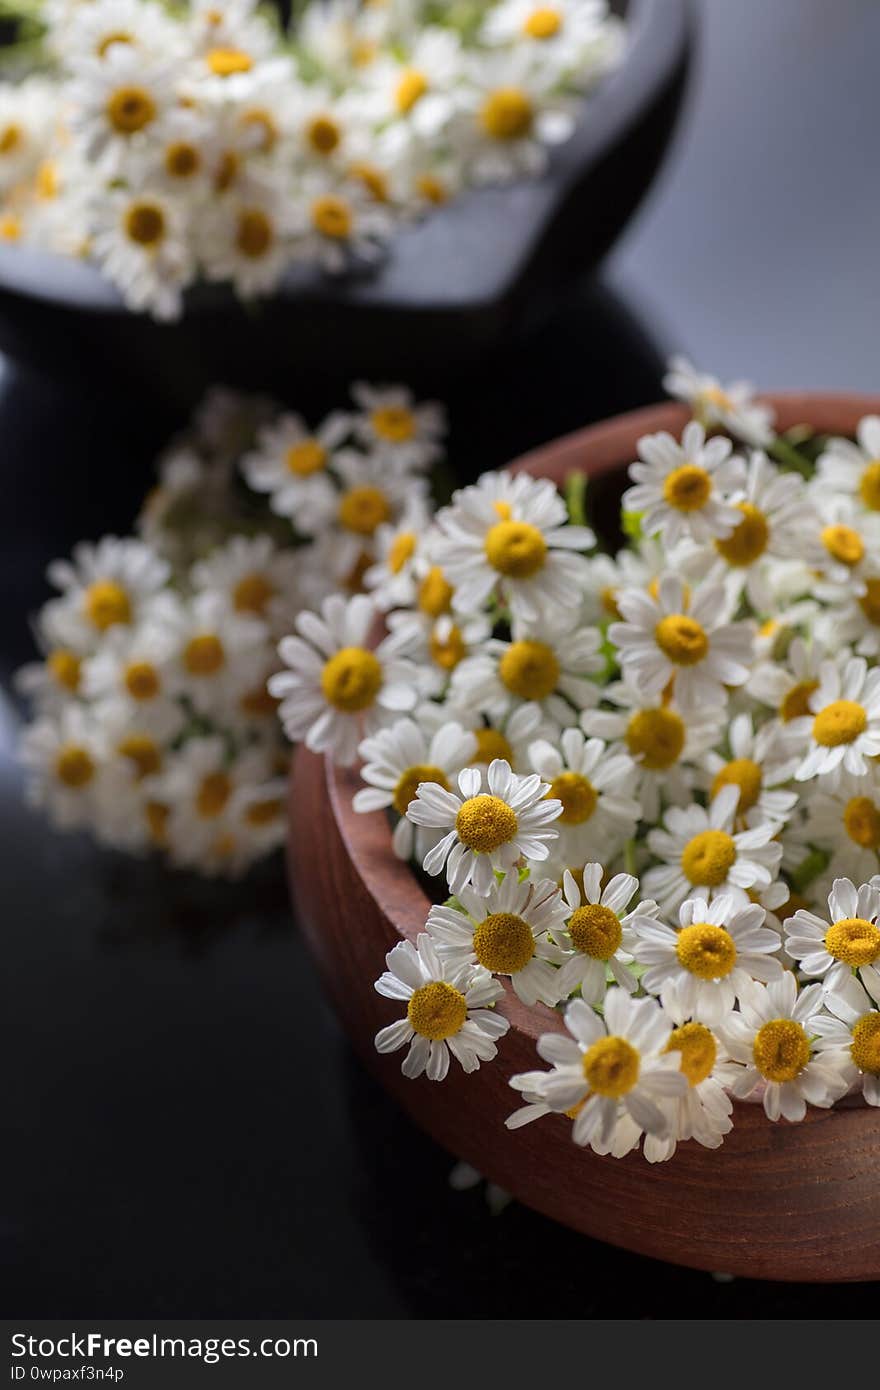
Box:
[288,393,880,1282]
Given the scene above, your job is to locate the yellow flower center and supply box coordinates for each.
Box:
[568,903,621,959]
[625,707,685,770]
[0,215,20,242]
[388,531,416,574]
[481,87,534,140]
[407,980,468,1041]
[429,624,466,671]
[312,194,353,239]
[285,439,326,476]
[36,160,58,199]
[812,699,867,747]
[524,7,562,39]
[752,1018,810,1082]
[859,461,880,511]
[97,31,132,56]
[206,47,253,76]
[702,385,734,411]
[196,771,232,819]
[675,922,737,979]
[0,122,22,154]
[236,208,273,259]
[416,172,447,204]
[145,800,169,846]
[84,579,131,630]
[714,503,769,566]
[371,405,416,442]
[472,728,514,766]
[320,647,382,712]
[711,757,763,813]
[662,463,711,512]
[418,566,454,616]
[338,485,390,536]
[824,917,880,968]
[117,733,161,779]
[214,149,240,192]
[183,634,225,676]
[844,795,880,848]
[240,107,279,152]
[680,830,737,888]
[498,639,560,700]
[124,200,165,247]
[48,648,82,692]
[780,679,818,722]
[350,160,388,202]
[822,523,864,567]
[654,614,708,666]
[245,797,283,827]
[851,1012,880,1074]
[858,577,880,626]
[484,520,547,578]
[232,572,274,615]
[546,772,597,825]
[582,1036,640,1098]
[600,585,621,619]
[473,911,535,973]
[123,660,161,701]
[455,794,518,853]
[306,114,342,155]
[395,68,428,114]
[665,1021,717,1087]
[392,764,449,816]
[55,744,95,789]
[165,141,200,179]
[107,86,157,135]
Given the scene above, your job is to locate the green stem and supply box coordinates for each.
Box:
[767,435,814,478]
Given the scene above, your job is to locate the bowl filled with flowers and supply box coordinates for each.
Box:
[0,0,689,399]
[287,362,880,1282]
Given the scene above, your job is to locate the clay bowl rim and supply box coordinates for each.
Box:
[0,0,687,317]
[325,389,880,1066]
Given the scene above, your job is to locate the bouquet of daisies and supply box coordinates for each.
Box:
[267,358,880,1161]
[17,380,444,876]
[0,0,623,318]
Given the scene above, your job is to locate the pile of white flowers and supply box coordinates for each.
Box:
[17,379,444,876]
[266,357,880,1161]
[0,0,623,318]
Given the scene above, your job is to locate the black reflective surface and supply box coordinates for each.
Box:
[4,0,880,1317]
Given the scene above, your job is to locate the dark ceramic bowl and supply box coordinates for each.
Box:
[0,0,690,405]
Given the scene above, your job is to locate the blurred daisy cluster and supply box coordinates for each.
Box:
[0,0,624,318]
[17,379,444,876]
[264,357,880,1159]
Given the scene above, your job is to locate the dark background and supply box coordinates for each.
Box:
[2,0,878,1316]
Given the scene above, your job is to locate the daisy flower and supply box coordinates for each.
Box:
[374,934,509,1081]
[455,47,577,184]
[433,470,594,626]
[701,711,798,829]
[816,414,880,516]
[809,499,880,591]
[406,758,562,896]
[552,862,657,1003]
[20,704,108,833]
[640,976,734,1162]
[0,78,58,194]
[167,589,269,718]
[783,876,880,998]
[681,449,816,612]
[190,533,301,636]
[426,873,569,1007]
[152,736,277,873]
[199,183,293,298]
[362,501,434,612]
[790,655,880,783]
[508,991,687,1153]
[662,356,775,447]
[241,410,349,533]
[630,892,783,1026]
[483,0,617,64]
[418,701,549,777]
[608,573,754,712]
[270,592,417,766]
[80,621,183,738]
[813,974,880,1106]
[643,784,783,916]
[353,717,478,861]
[581,679,722,822]
[361,27,464,138]
[290,170,393,275]
[385,609,492,697]
[65,0,182,66]
[89,186,195,321]
[67,46,179,166]
[621,421,745,547]
[527,730,640,864]
[749,634,828,726]
[330,449,429,585]
[450,619,603,729]
[792,772,880,885]
[720,973,848,1122]
[349,382,446,471]
[42,537,171,651]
